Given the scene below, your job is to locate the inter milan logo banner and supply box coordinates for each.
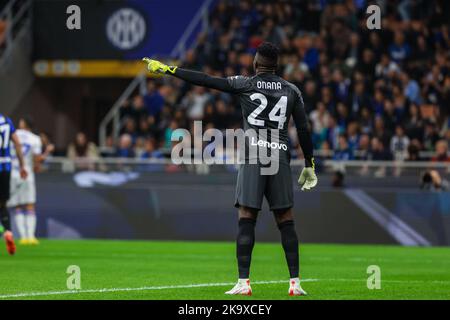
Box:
[32,0,206,76]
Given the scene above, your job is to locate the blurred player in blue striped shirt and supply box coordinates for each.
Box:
[0,114,27,255]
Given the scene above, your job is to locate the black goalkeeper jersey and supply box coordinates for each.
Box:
[172,68,313,167]
[226,73,309,164]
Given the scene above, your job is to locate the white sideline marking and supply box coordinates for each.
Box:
[0,279,318,299]
[320,278,450,284]
[3,277,450,299]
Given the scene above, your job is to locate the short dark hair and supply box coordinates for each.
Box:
[256,42,279,67]
[20,115,34,129]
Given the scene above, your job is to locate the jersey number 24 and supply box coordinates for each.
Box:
[248,93,287,129]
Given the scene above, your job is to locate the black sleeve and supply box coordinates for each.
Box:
[291,90,314,167]
[170,68,237,93]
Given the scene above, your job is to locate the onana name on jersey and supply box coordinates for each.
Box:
[257,81,282,90]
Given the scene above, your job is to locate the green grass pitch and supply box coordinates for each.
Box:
[0,240,449,300]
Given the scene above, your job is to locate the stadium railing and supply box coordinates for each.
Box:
[98,73,147,152]
[41,156,450,179]
[170,0,215,58]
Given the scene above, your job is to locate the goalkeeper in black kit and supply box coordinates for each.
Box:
[143,42,317,296]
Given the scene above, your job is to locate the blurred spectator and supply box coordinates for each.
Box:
[139,138,165,172]
[390,125,410,161]
[356,133,370,160]
[373,116,391,147]
[334,134,353,161]
[332,69,350,102]
[368,137,392,161]
[141,138,164,160]
[359,108,373,135]
[335,102,351,128]
[144,81,165,119]
[121,117,138,142]
[431,140,450,162]
[121,95,148,125]
[164,120,180,149]
[134,137,146,158]
[302,80,319,113]
[404,103,423,141]
[407,143,421,161]
[183,86,210,120]
[423,121,441,151]
[401,72,422,105]
[310,101,330,144]
[67,132,99,160]
[375,54,400,78]
[67,132,99,170]
[100,136,116,158]
[325,116,341,150]
[115,134,135,158]
[109,0,449,164]
[388,31,411,63]
[346,121,360,152]
[347,81,370,115]
[39,132,54,156]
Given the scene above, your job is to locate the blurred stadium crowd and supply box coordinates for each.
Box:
[67,0,449,164]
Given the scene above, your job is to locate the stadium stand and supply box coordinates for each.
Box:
[104,0,449,163]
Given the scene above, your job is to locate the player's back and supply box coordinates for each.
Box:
[229,73,304,164]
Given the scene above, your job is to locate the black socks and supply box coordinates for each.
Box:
[236,218,256,279]
[278,220,299,278]
[236,218,299,279]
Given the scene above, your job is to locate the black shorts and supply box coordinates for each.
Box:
[0,171,11,202]
[234,163,293,211]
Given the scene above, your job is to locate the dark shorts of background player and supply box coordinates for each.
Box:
[0,171,11,202]
[234,163,293,211]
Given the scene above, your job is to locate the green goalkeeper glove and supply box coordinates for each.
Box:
[298,159,318,191]
[142,58,177,75]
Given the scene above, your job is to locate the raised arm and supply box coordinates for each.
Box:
[173,68,236,92]
[142,58,236,93]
